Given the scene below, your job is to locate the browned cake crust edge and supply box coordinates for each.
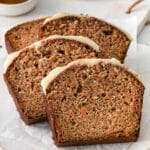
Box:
[5,17,47,53]
[45,63,145,146]
[5,36,15,53]
[3,74,46,125]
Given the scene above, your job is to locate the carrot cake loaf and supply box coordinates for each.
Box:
[41,58,144,146]
[39,13,131,63]
[3,35,100,124]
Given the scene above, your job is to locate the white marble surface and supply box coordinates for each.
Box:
[0,0,150,150]
[138,24,150,45]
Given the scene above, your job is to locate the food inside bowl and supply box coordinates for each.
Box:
[0,0,28,4]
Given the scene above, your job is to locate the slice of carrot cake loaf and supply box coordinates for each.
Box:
[39,13,131,63]
[41,58,144,146]
[5,17,47,53]
[3,35,100,124]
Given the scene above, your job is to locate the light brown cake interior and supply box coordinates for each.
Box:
[45,62,144,145]
[5,18,46,53]
[4,39,99,124]
[40,16,131,62]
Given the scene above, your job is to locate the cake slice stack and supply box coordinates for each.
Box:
[5,13,131,63]
[3,12,145,146]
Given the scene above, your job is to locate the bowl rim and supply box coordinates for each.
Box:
[0,0,36,7]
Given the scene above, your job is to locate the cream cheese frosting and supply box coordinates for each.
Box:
[43,12,132,41]
[3,35,99,74]
[43,12,79,24]
[45,35,99,51]
[41,58,142,94]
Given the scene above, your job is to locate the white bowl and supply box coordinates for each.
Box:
[0,0,39,16]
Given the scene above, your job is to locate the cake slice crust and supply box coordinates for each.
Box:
[42,58,144,146]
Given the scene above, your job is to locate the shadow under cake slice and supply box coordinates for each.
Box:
[41,58,144,146]
[39,12,132,63]
[5,17,47,53]
[3,35,100,124]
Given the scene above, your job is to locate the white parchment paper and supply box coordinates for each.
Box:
[0,17,145,150]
